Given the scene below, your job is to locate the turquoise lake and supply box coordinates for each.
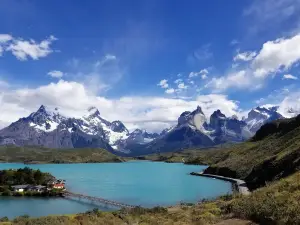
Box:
[0,161,232,218]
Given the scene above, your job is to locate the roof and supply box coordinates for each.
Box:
[27,185,46,189]
[12,185,29,189]
[34,185,46,189]
[53,183,64,187]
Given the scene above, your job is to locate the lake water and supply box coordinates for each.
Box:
[0,161,232,218]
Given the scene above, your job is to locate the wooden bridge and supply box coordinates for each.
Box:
[63,191,136,209]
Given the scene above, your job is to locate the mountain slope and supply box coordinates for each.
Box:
[145,114,300,191]
[186,115,300,190]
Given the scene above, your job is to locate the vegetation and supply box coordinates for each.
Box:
[0,145,125,164]
[0,167,54,186]
[0,167,57,196]
[1,116,300,224]
[145,115,300,190]
[1,171,299,224]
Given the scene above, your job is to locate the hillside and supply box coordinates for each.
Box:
[145,115,300,190]
[0,146,124,164]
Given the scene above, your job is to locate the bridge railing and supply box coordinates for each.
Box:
[63,191,136,208]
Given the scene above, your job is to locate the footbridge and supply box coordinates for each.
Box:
[63,191,136,209]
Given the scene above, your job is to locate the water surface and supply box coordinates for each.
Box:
[0,161,232,218]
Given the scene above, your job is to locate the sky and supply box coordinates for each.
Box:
[1,0,300,132]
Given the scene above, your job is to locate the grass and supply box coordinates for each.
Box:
[1,172,299,224]
[0,145,125,164]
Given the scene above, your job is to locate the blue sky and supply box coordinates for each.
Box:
[1,0,300,132]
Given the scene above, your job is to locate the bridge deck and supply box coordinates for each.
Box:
[63,191,136,208]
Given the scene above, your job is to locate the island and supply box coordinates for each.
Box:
[0,167,65,196]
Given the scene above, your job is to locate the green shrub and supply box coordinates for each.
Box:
[0,216,9,222]
[2,189,11,196]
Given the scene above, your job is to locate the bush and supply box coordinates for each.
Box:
[0,216,9,222]
[2,189,12,196]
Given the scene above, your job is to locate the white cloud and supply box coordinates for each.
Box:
[0,80,241,132]
[178,82,188,89]
[165,88,175,94]
[234,51,257,62]
[283,74,298,80]
[206,70,256,92]
[252,34,300,78]
[206,33,300,92]
[230,39,239,46]
[48,70,64,79]
[174,79,182,84]
[0,34,12,43]
[5,35,57,61]
[104,54,116,60]
[189,69,209,79]
[278,91,300,117]
[157,79,169,89]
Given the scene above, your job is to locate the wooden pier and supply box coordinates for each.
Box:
[63,191,136,209]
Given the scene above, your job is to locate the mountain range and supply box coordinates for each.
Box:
[0,104,285,156]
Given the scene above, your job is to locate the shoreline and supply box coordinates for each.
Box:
[190,171,250,195]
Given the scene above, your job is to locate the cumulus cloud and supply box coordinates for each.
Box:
[165,88,175,94]
[0,34,12,43]
[48,70,64,79]
[177,82,188,89]
[189,69,209,79]
[278,91,300,117]
[206,33,300,92]
[252,34,300,78]
[0,34,57,60]
[205,70,257,92]
[174,79,182,84]
[283,74,298,80]
[6,35,57,61]
[234,51,257,61]
[157,79,169,89]
[0,80,242,132]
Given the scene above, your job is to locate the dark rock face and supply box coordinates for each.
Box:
[210,110,226,130]
[111,121,128,133]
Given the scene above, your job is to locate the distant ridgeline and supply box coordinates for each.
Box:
[0,104,286,156]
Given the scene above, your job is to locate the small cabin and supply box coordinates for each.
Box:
[53,183,65,189]
[27,185,46,192]
[11,185,29,192]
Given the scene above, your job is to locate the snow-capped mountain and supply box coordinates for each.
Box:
[0,104,287,156]
[0,105,158,153]
[245,106,284,133]
[137,106,253,155]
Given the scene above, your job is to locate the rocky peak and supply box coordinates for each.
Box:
[211,110,226,118]
[193,106,204,115]
[111,120,128,133]
[87,106,101,117]
[28,105,63,125]
[178,111,192,125]
[210,110,226,130]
